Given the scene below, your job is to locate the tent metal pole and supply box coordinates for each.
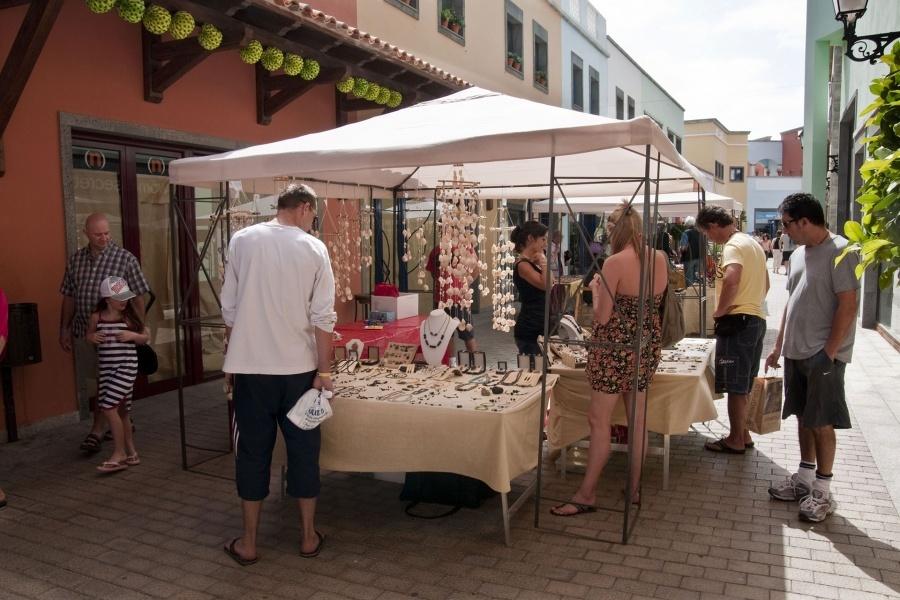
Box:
[534,156,556,528]
[172,185,188,471]
[623,145,653,542]
[700,188,708,337]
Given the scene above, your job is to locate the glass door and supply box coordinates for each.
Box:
[72,134,222,399]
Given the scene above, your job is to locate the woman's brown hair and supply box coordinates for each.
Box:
[94,298,145,332]
[608,201,644,255]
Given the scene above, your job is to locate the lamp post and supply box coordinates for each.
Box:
[833,0,900,63]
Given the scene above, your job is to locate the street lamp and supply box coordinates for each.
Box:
[833,0,900,63]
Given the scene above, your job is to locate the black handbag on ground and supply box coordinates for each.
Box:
[399,472,497,519]
[714,313,749,337]
[136,343,158,375]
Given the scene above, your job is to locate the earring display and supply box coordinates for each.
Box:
[381,342,419,367]
[324,198,358,303]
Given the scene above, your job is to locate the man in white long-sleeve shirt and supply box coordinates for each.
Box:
[220,184,336,564]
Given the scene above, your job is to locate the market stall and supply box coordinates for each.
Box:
[168,86,711,542]
[546,338,719,490]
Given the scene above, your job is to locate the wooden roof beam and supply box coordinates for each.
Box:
[0,0,61,177]
[257,64,347,125]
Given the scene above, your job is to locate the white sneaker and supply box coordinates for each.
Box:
[768,473,811,502]
[799,489,836,522]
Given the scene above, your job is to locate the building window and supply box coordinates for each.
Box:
[675,136,682,153]
[533,21,548,91]
[385,0,418,18]
[729,166,744,182]
[588,67,599,115]
[627,96,635,119]
[615,88,624,120]
[505,1,524,77]
[439,0,464,43]
[715,161,725,181]
[571,53,583,111]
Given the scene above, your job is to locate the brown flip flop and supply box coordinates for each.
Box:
[550,502,596,517]
[299,531,326,558]
[223,538,258,566]
[704,438,746,454]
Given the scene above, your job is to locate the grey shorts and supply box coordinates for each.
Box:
[714,315,766,395]
[783,350,851,429]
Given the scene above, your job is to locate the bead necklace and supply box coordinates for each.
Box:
[422,315,452,349]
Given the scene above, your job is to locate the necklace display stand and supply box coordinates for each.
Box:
[420,309,458,365]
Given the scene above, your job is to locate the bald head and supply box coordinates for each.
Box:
[84,213,111,253]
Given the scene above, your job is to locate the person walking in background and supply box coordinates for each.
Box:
[772,230,784,274]
[765,193,859,523]
[551,202,668,515]
[221,184,336,564]
[60,213,150,456]
[87,277,149,474]
[781,229,796,276]
[549,230,563,280]
[679,216,702,286]
[511,221,548,355]
[697,206,769,454]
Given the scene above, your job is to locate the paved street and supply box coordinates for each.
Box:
[1,269,900,599]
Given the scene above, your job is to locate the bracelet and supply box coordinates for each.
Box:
[318,372,333,379]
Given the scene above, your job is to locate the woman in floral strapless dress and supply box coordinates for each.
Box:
[551,202,669,517]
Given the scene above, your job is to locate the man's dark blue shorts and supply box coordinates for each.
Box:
[233,371,320,501]
[714,314,766,395]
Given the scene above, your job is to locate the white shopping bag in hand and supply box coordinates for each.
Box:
[287,388,334,430]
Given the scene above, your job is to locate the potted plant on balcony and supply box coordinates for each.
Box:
[535,70,547,86]
[507,51,516,68]
[441,8,454,29]
[511,54,522,71]
[450,15,463,35]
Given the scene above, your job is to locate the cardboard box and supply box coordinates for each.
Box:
[371,293,419,320]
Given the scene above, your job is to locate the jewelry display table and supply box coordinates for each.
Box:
[274,365,558,545]
[546,338,719,489]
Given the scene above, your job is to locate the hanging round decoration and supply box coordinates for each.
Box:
[117,0,145,24]
[352,78,369,98]
[336,76,354,93]
[168,11,195,40]
[198,24,222,50]
[86,0,116,14]
[364,83,381,102]
[299,59,320,80]
[240,40,263,64]
[283,53,304,76]
[376,88,391,105]
[260,47,284,71]
[387,91,403,108]
[142,4,171,35]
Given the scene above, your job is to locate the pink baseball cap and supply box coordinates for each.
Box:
[100,276,136,301]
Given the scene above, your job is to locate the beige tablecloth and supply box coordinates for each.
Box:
[275,374,558,493]
[546,338,719,450]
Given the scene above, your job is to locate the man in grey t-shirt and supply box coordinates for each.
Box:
[764,193,860,523]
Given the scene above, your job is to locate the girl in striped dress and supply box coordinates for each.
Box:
[87,277,149,474]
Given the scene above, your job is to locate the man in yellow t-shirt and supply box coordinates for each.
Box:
[697,206,769,454]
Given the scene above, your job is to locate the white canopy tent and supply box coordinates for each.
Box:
[169,87,711,198]
[532,192,740,219]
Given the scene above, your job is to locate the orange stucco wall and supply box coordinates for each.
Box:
[0,0,357,428]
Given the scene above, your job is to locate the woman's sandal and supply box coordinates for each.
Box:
[96,460,128,474]
[549,502,596,517]
[79,434,102,455]
[125,453,141,466]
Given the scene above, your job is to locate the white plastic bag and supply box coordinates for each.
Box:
[287,387,334,430]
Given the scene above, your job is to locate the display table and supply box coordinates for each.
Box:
[274,365,558,544]
[546,338,719,489]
